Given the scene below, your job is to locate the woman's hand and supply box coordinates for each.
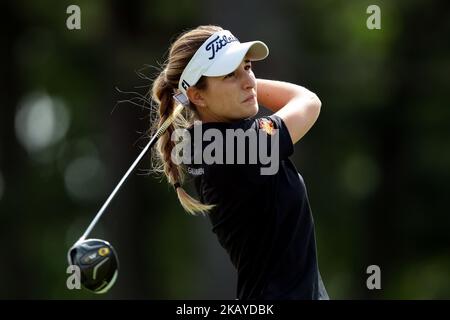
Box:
[257,79,321,145]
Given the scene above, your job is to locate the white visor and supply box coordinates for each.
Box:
[178,30,269,100]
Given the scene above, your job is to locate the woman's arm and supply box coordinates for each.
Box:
[256,79,321,144]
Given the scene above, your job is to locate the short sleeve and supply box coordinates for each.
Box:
[265,114,294,159]
[222,114,294,179]
[230,114,294,160]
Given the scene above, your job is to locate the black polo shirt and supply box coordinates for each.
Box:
[185,114,329,300]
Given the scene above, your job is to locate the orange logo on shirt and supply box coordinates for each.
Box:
[258,118,275,135]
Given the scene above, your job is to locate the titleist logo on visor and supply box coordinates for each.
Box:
[205,34,239,60]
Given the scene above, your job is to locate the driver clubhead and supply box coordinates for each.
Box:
[67,238,119,294]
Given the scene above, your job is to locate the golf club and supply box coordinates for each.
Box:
[67,92,188,293]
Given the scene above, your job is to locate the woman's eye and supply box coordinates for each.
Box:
[224,65,251,79]
[224,72,235,79]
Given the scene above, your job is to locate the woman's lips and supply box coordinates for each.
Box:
[242,94,256,103]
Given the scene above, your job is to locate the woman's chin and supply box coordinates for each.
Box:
[247,103,259,117]
[234,103,258,120]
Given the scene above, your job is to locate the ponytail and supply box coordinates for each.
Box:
[151,66,215,215]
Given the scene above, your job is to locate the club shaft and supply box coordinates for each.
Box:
[78,103,184,242]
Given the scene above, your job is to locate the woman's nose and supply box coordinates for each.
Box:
[241,69,256,90]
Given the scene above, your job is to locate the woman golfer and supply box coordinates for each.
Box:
[151,25,329,300]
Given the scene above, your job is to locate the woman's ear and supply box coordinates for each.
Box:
[186,87,206,108]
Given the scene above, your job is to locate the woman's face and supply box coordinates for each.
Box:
[190,59,258,123]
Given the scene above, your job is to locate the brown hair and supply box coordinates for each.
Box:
[150,25,222,215]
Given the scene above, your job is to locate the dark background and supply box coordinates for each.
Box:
[1,0,449,299]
